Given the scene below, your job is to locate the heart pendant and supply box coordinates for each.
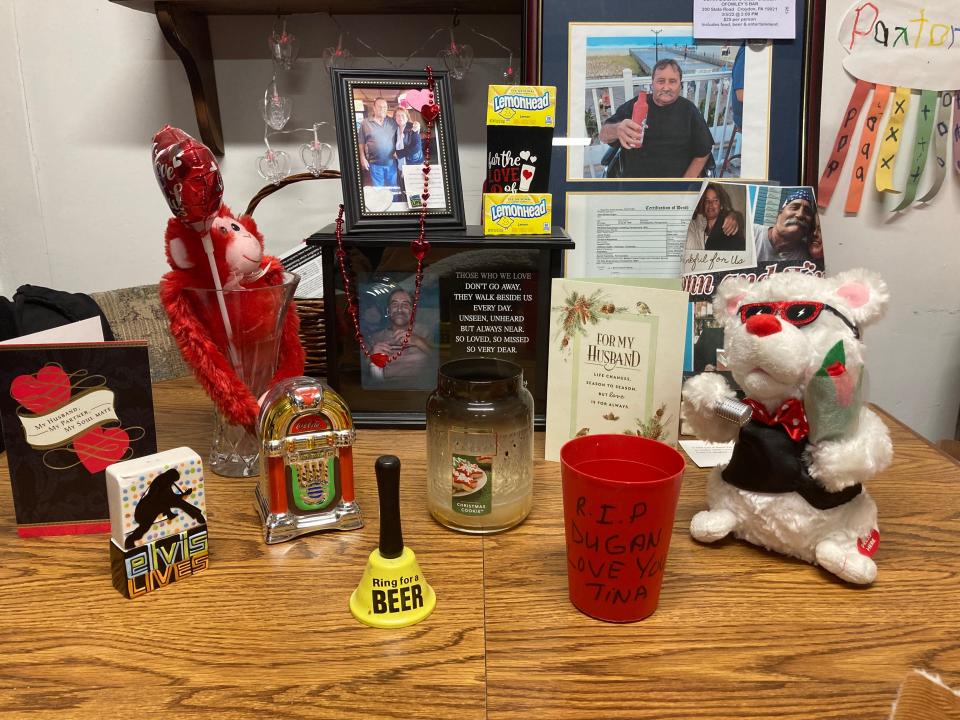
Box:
[257,149,290,185]
[411,239,431,261]
[370,353,390,368]
[300,141,333,176]
[420,103,440,123]
[439,41,474,80]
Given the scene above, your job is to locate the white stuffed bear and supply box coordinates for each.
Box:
[682,269,892,584]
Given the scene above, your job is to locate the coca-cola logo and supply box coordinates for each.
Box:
[290,414,329,435]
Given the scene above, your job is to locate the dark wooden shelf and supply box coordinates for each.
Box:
[307,224,573,250]
[113,0,523,14]
[110,0,537,157]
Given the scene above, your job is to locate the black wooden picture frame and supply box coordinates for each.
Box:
[331,68,466,233]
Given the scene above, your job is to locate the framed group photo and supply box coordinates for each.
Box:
[331,68,466,233]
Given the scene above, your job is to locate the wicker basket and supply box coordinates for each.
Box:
[295,297,326,379]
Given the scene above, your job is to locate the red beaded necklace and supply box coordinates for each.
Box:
[335,67,438,369]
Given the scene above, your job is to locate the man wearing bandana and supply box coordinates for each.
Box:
[753,188,817,263]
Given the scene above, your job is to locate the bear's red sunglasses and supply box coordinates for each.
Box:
[738,301,860,339]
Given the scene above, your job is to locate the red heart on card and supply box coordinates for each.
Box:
[420,102,440,123]
[522,169,533,180]
[74,426,130,474]
[11,365,71,414]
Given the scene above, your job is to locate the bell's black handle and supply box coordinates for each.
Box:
[375,455,404,559]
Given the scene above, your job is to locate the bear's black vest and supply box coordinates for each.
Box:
[721,421,862,510]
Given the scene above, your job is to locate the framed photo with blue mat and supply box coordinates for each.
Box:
[542,0,813,268]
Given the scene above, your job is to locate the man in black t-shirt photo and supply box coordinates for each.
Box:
[599,59,714,179]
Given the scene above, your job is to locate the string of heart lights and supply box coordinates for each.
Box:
[326,12,516,81]
[256,14,516,185]
[259,17,334,184]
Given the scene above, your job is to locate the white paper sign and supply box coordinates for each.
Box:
[402,164,446,210]
[679,439,735,468]
[695,0,796,40]
[279,243,324,299]
[838,0,960,90]
[0,316,104,345]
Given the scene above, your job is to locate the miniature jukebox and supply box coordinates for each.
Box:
[255,376,363,544]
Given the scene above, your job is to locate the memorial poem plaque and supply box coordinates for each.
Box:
[447,270,538,360]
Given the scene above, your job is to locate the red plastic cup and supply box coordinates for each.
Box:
[560,434,686,622]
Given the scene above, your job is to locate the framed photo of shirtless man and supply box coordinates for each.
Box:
[331,68,466,233]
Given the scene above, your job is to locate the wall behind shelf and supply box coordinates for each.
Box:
[4,0,957,443]
[0,0,519,294]
[817,1,960,443]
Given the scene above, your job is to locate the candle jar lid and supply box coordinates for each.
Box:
[436,358,524,401]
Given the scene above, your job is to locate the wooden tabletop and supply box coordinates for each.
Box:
[1,377,958,719]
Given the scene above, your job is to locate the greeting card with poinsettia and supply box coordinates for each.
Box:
[0,342,156,537]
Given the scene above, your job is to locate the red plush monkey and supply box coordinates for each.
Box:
[159,204,305,431]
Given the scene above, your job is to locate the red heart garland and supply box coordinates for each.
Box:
[411,239,431,261]
[74,426,130,474]
[420,102,440,123]
[369,353,390,369]
[10,365,71,414]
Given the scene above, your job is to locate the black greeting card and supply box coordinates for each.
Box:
[0,342,157,536]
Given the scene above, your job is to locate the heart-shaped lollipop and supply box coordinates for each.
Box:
[152,126,223,229]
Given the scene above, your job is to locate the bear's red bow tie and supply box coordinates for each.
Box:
[744,397,809,441]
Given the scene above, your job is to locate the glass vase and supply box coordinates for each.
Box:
[183,272,300,477]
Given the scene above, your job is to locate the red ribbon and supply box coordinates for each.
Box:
[744,397,809,441]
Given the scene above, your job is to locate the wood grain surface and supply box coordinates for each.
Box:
[0,379,485,719]
[1,379,958,719]
[483,407,960,720]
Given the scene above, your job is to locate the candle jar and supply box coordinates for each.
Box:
[426,358,534,534]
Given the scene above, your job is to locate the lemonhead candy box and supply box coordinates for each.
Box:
[487,85,556,127]
[483,193,552,235]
